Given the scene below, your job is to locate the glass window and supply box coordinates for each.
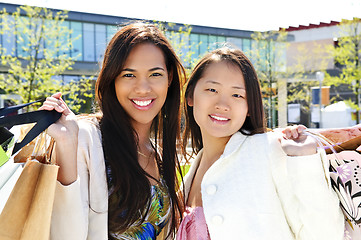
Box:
[59,20,70,58]
[71,21,83,61]
[44,19,56,58]
[28,17,45,59]
[165,30,171,40]
[0,17,2,48]
[190,33,200,58]
[17,16,30,58]
[51,75,63,85]
[243,39,251,55]
[252,39,267,71]
[95,24,106,63]
[208,35,217,51]
[217,36,226,48]
[168,30,180,53]
[226,37,243,50]
[83,23,95,62]
[179,32,191,67]
[64,75,79,85]
[180,32,190,55]
[3,15,16,56]
[37,36,45,59]
[199,34,208,56]
[106,25,117,44]
[276,42,287,72]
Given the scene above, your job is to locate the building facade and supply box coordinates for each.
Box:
[1,2,358,127]
[0,2,258,82]
[284,21,360,127]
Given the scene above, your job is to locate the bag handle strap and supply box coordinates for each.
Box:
[0,99,42,118]
[0,101,61,155]
[0,126,13,147]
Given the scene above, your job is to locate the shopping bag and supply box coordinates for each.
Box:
[0,127,14,167]
[326,150,361,239]
[0,160,59,240]
[0,102,62,240]
[0,159,23,213]
[309,128,361,239]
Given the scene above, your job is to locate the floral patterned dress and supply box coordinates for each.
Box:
[110,179,171,240]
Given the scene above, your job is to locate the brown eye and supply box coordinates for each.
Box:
[123,73,135,78]
[151,72,162,77]
[232,94,244,98]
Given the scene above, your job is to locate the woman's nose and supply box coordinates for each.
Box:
[134,77,151,94]
[215,95,230,111]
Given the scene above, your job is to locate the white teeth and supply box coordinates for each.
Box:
[211,115,228,121]
[133,100,152,106]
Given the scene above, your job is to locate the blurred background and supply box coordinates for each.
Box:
[0,0,360,129]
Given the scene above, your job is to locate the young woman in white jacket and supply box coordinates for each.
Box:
[177,47,344,240]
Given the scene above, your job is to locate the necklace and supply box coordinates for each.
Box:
[138,150,154,171]
[137,150,151,158]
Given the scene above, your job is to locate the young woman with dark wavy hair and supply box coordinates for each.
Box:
[41,22,186,240]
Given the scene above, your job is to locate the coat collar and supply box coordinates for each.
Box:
[222,132,248,158]
[183,132,248,202]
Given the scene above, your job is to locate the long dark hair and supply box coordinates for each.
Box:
[183,47,266,156]
[95,22,185,238]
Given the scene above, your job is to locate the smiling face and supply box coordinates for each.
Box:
[115,43,169,127]
[189,61,248,142]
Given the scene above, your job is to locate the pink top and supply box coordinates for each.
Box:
[176,206,211,240]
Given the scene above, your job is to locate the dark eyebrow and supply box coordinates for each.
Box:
[206,80,245,90]
[150,67,165,71]
[205,80,220,85]
[122,68,135,72]
[121,67,165,72]
[232,86,246,90]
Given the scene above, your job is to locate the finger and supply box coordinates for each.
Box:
[41,101,65,113]
[39,105,55,111]
[286,130,292,139]
[58,97,72,115]
[296,125,306,133]
[292,125,307,139]
[44,96,62,106]
[51,92,62,99]
[291,128,299,138]
[281,129,290,139]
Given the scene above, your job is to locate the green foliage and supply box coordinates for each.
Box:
[325,18,361,122]
[0,5,93,112]
[250,29,289,127]
[153,21,200,75]
[61,76,95,114]
[287,43,330,106]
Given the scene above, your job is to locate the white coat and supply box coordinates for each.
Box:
[182,131,344,240]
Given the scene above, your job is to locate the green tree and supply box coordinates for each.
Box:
[154,21,200,75]
[325,18,361,123]
[250,30,288,128]
[284,42,332,127]
[287,43,330,103]
[0,5,93,112]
